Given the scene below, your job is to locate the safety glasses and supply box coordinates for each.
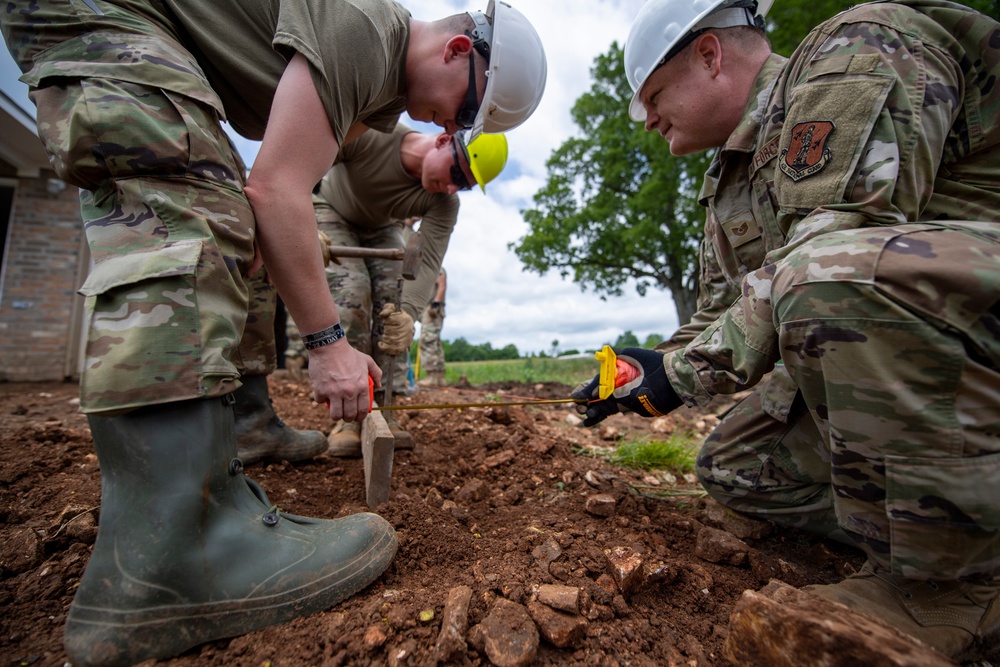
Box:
[455,50,480,130]
[450,139,472,191]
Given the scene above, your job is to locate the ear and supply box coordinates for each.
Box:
[435,132,452,149]
[444,33,474,62]
[692,33,723,77]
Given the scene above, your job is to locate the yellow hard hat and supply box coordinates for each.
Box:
[459,131,508,192]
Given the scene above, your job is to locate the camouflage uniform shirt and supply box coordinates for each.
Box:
[664,0,1000,407]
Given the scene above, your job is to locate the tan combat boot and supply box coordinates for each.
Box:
[383,412,415,450]
[327,420,362,458]
[419,370,446,387]
[804,561,1000,660]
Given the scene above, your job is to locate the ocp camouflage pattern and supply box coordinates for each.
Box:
[2,0,272,413]
[661,1,1000,580]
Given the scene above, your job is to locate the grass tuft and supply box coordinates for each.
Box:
[579,432,700,475]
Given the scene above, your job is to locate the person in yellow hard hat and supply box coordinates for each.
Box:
[288,124,508,455]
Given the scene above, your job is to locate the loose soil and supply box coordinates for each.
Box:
[1,376,995,666]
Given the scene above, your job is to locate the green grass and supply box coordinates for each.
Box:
[606,434,699,473]
[440,355,599,386]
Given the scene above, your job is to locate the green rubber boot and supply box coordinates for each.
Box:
[234,374,327,465]
[65,396,397,667]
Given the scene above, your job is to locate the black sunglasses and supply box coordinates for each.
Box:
[455,48,480,130]
[450,139,472,190]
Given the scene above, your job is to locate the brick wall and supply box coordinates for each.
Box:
[0,176,85,382]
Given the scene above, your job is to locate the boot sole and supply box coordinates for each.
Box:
[64,521,396,667]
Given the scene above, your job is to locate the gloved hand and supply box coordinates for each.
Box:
[318,230,332,266]
[428,301,444,317]
[571,347,682,427]
[377,303,414,356]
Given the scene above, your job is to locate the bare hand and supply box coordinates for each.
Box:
[308,339,382,422]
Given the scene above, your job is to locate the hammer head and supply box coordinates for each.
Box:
[401,231,424,280]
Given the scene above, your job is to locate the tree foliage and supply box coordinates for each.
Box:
[512,44,711,325]
[439,337,520,362]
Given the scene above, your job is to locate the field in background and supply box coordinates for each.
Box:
[441,355,599,387]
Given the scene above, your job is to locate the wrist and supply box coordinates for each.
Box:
[302,322,345,350]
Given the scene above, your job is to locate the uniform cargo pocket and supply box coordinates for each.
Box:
[76,240,223,413]
[885,451,1000,579]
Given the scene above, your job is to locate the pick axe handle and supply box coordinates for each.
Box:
[381,276,404,410]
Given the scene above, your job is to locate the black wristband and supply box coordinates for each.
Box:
[302,323,345,350]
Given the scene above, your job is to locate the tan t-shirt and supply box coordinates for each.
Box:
[163,0,409,140]
[315,124,460,320]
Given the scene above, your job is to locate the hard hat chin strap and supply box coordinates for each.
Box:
[467,10,493,61]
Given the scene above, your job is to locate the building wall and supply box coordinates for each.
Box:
[0,175,85,382]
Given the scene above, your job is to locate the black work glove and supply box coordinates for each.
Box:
[572,347,682,427]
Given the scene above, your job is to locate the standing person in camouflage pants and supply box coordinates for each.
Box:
[418,267,449,386]
[0,0,547,664]
[311,125,509,455]
[574,0,1000,659]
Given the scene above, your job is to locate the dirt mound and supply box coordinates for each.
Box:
[1,378,990,666]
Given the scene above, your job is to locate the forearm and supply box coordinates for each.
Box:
[250,190,340,334]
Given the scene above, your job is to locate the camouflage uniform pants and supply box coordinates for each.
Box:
[25,78,275,413]
[418,304,445,374]
[698,223,1000,581]
[313,205,409,395]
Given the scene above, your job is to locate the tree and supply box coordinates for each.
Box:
[512,44,711,326]
[613,330,641,349]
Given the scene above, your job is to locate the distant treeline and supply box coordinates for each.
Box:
[416,330,667,362]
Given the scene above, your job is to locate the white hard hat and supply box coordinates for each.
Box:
[624,0,773,122]
[468,1,548,140]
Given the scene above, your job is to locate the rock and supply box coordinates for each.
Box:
[644,560,679,586]
[425,487,444,508]
[695,525,750,566]
[526,600,587,648]
[56,507,98,545]
[583,470,611,491]
[0,528,42,575]
[536,584,581,614]
[481,449,516,470]
[441,499,468,523]
[593,573,617,600]
[388,639,418,667]
[604,546,644,598]
[532,536,562,569]
[584,493,616,518]
[363,624,387,649]
[724,581,954,667]
[456,478,490,503]
[435,585,473,663]
[474,598,539,667]
[598,425,621,441]
[704,499,773,539]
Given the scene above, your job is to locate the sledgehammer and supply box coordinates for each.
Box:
[325,237,422,280]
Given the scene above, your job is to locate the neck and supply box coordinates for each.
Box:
[399,132,434,180]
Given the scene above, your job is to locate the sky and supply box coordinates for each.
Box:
[1,0,683,357]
